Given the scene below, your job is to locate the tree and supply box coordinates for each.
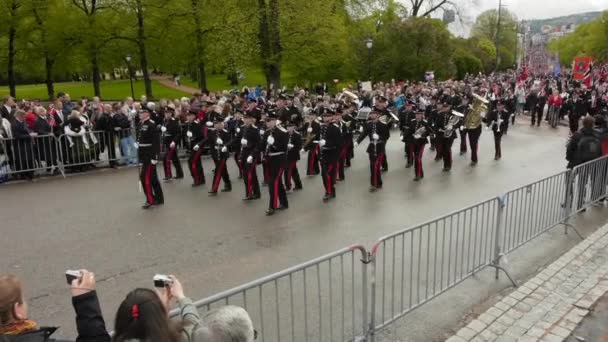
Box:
[548,11,608,64]
[258,0,282,89]
[2,0,23,97]
[471,8,518,70]
[407,0,466,18]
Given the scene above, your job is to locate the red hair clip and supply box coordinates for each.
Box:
[131,304,139,319]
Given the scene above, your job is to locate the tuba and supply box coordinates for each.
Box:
[413,126,426,139]
[464,93,488,130]
[445,110,465,138]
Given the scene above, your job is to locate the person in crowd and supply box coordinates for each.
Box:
[1,97,16,122]
[95,104,119,168]
[33,106,58,173]
[11,110,35,180]
[112,104,137,165]
[137,109,164,209]
[193,306,256,342]
[566,116,603,210]
[60,93,74,118]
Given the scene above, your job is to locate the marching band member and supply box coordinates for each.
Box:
[319,108,342,202]
[436,104,462,172]
[356,107,390,192]
[184,110,205,187]
[161,106,184,181]
[264,111,289,216]
[410,111,432,182]
[208,115,232,195]
[284,120,303,192]
[137,109,164,209]
[398,101,416,168]
[302,111,321,176]
[484,100,510,161]
[239,112,262,201]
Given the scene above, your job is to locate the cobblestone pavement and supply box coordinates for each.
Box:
[448,223,608,342]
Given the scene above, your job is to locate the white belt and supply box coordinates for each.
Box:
[139,143,152,147]
[268,152,285,156]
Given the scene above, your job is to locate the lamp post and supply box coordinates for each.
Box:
[125,54,135,99]
[365,38,373,81]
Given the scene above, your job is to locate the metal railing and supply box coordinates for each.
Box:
[169,245,370,342]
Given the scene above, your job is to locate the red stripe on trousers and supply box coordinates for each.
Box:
[213,159,225,192]
[191,149,202,184]
[308,145,318,173]
[145,164,154,204]
[273,167,284,209]
[417,146,424,177]
[374,154,384,187]
[326,164,334,195]
[165,147,175,177]
[247,158,255,196]
[287,162,296,188]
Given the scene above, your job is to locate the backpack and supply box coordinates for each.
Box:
[576,133,602,163]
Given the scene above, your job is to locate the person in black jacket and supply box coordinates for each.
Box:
[319,108,342,202]
[207,115,232,195]
[238,112,262,201]
[11,111,35,180]
[263,112,289,216]
[398,101,415,167]
[284,121,303,192]
[184,111,206,187]
[484,101,510,161]
[410,111,432,181]
[32,107,58,172]
[356,107,390,191]
[69,270,111,342]
[160,108,184,181]
[137,110,164,209]
[94,105,118,168]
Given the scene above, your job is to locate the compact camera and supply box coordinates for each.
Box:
[153,274,173,288]
[65,270,82,285]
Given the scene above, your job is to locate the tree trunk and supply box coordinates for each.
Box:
[45,55,55,100]
[8,24,16,98]
[191,0,207,92]
[91,48,101,97]
[136,0,153,98]
[258,0,282,90]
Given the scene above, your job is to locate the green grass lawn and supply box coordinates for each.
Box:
[0,80,190,101]
[182,67,301,92]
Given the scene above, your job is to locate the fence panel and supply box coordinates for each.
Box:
[170,245,369,342]
[58,129,128,169]
[368,198,499,334]
[500,170,570,254]
[0,134,63,179]
[571,156,608,215]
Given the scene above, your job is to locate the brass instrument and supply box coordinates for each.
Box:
[444,110,465,138]
[464,93,488,130]
[413,126,426,139]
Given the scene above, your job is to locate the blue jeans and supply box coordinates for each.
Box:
[120,136,138,165]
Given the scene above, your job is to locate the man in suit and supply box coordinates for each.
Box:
[1,96,16,122]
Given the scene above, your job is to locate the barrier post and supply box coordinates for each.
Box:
[360,250,370,342]
[490,194,517,286]
[367,250,376,342]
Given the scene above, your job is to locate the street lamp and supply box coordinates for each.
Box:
[365,38,373,81]
[125,54,135,99]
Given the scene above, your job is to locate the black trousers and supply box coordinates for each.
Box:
[369,153,385,188]
[321,158,337,196]
[243,157,261,198]
[569,115,580,134]
[413,143,425,178]
[211,157,231,192]
[439,137,454,169]
[532,105,544,126]
[188,149,205,185]
[268,157,288,210]
[468,126,482,163]
[140,161,164,205]
[163,145,184,178]
[337,143,350,180]
[284,160,303,190]
[493,131,503,158]
[307,145,320,175]
[460,129,468,153]
[234,150,242,177]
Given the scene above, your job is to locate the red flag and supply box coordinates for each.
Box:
[573,56,593,86]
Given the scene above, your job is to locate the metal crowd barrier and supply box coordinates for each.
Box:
[1,134,64,179]
[169,245,370,342]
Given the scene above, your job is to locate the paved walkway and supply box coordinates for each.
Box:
[152,75,200,95]
[448,223,608,342]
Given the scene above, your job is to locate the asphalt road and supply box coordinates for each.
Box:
[0,117,592,340]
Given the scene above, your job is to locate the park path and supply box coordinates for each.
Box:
[152,75,200,95]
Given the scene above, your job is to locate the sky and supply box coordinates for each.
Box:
[431,0,607,36]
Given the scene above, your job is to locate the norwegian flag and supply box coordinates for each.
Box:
[573,56,594,87]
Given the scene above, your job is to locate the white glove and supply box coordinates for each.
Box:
[400,134,404,142]
[193,144,200,151]
[288,143,294,149]
[133,142,139,149]
[354,141,359,147]
[114,127,121,131]
[206,121,213,127]
[247,156,253,164]
[372,133,380,141]
[221,146,228,153]
[186,131,193,138]
[236,128,241,133]
[359,126,364,133]
[319,139,326,147]
[216,138,223,145]
[307,127,313,133]
[161,126,167,132]
[260,129,265,135]
[414,134,421,139]
[267,135,275,145]
[170,142,176,148]
[300,149,305,153]
[241,138,248,145]
[151,159,158,165]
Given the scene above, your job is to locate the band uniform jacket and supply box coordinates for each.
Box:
[319,123,343,162]
[183,120,204,151]
[287,130,303,161]
[266,125,289,165]
[238,125,261,163]
[484,109,510,133]
[398,109,415,141]
[356,120,390,155]
[409,119,432,145]
[302,120,321,151]
[207,128,232,159]
[137,119,160,162]
[435,111,461,139]
[163,117,181,145]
